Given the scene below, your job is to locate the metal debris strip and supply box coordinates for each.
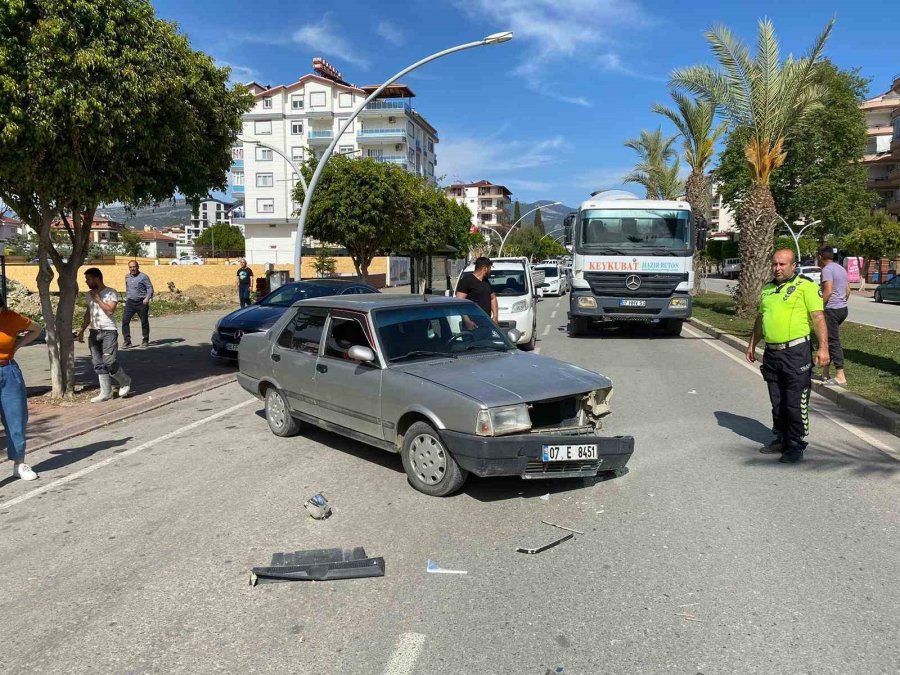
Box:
[541,520,585,535]
[516,533,574,555]
[303,493,332,519]
[250,547,384,585]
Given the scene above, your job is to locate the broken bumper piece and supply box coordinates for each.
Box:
[250,547,385,585]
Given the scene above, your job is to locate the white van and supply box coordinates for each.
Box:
[461,257,545,350]
[723,258,741,279]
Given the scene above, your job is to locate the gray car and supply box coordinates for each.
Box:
[237,295,634,496]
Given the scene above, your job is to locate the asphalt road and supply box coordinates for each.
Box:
[1,295,898,674]
[702,277,900,331]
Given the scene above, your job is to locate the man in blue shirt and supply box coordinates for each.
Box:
[122,260,154,348]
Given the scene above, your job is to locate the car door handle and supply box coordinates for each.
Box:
[316,363,328,374]
[271,353,281,362]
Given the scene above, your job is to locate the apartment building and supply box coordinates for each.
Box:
[445,180,512,231]
[860,74,900,219]
[707,181,737,240]
[232,58,439,264]
[189,196,236,243]
[49,216,127,247]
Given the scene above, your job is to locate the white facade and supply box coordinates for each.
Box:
[233,69,439,264]
[445,181,511,229]
[189,197,235,243]
[708,182,736,235]
[860,86,900,216]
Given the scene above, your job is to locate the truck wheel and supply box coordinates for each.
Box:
[568,316,589,337]
[663,319,683,337]
[401,422,467,496]
[265,386,300,437]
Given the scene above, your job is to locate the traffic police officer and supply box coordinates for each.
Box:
[746,249,830,463]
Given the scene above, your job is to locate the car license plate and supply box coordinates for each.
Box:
[225,343,239,352]
[542,444,598,462]
[618,299,646,307]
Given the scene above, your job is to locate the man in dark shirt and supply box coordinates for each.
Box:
[236,258,254,308]
[455,256,498,322]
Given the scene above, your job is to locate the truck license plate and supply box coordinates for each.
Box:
[225,343,240,352]
[542,444,598,462]
[618,299,646,307]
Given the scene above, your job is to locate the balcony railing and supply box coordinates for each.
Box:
[364,99,411,112]
[357,128,406,139]
[231,185,245,194]
[373,155,407,165]
[308,130,334,139]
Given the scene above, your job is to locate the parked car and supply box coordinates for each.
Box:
[796,265,822,284]
[722,258,741,279]
[170,255,205,265]
[237,295,634,496]
[211,279,379,360]
[461,257,547,351]
[533,262,567,296]
[874,275,900,303]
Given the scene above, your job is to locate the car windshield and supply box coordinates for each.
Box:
[536,266,558,277]
[259,283,343,307]
[374,304,513,362]
[578,209,692,254]
[487,269,528,296]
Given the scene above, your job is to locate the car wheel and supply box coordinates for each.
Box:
[520,321,537,351]
[568,316,589,337]
[401,422,467,497]
[874,291,882,303]
[265,387,299,437]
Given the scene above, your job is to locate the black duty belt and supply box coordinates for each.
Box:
[765,336,810,351]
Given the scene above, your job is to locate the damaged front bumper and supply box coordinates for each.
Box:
[440,430,634,479]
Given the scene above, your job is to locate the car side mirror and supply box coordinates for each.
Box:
[348,345,376,363]
[507,329,522,343]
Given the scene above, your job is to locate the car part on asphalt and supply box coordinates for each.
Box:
[303,492,332,519]
[250,547,385,585]
[516,533,574,554]
[541,520,585,535]
[425,559,468,574]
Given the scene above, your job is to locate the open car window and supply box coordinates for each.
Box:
[276,307,328,354]
[323,314,376,361]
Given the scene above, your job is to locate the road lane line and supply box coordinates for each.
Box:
[542,324,551,336]
[550,310,557,319]
[682,324,898,455]
[0,399,255,510]
[534,347,542,354]
[384,632,426,675]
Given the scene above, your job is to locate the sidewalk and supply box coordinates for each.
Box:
[2,309,236,455]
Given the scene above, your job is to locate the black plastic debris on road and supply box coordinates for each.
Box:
[250,547,385,585]
[516,533,574,555]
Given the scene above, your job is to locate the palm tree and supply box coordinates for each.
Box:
[623,128,681,199]
[671,18,833,316]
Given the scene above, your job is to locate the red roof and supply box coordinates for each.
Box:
[447,180,512,195]
[138,231,177,242]
[49,216,127,231]
[0,215,20,226]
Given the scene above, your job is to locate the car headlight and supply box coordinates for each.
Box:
[475,404,532,436]
[577,296,597,309]
[511,300,527,312]
[669,297,688,309]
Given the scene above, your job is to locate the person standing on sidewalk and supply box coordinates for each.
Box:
[77,268,132,403]
[746,249,829,464]
[122,260,154,349]
[0,306,43,480]
[236,259,254,308]
[817,247,849,386]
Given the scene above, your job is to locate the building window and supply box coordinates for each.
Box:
[407,121,414,136]
[262,97,272,109]
[257,198,275,214]
[201,203,207,211]
[232,171,244,186]
[256,173,274,187]
[231,147,244,161]
[309,91,326,107]
[254,120,272,135]
[291,121,304,135]
[255,147,273,161]
[408,149,415,162]
[339,145,354,156]
[291,95,304,110]
[337,117,350,133]
[428,139,434,153]
[291,146,304,161]
[338,92,352,108]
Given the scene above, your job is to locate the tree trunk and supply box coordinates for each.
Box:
[685,172,707,295]
[735,182,777,318]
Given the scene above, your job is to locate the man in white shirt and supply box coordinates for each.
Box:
[77,268,132,402]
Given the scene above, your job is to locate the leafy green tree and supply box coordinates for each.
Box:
[623,128,682,199]
[194,223,245,257]
[120,229,147,258]
[0,0,252,398]
[840,214,900,289]
[312,247,337,278]
[672,18,833,316]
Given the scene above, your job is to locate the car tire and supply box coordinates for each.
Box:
[874,291,882,303]
[568,316,589,337]
[401,422,467,496]
[265,386,300,437]
[663,319,683,337]
[520,321,537,351]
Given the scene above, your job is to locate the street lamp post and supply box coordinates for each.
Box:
[538,226,566,243]
[498,201,563,256]
[294,32,513,281]
[776,214,821,261]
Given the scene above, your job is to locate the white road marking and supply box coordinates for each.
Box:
[550,310,557,319]
[542,324,551,336]
[384,632,426,675]
[534,347,542,354]
[0,399,255,510]
[682,324,898,455]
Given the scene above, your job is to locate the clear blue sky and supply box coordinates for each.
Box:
[154,0,896,208]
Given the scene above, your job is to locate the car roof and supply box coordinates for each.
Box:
[292,294,469,311]
[296,278,374,287]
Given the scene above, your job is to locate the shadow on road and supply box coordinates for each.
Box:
[714,411,771,444]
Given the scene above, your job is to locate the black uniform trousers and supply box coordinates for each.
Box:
[761,341,812,452]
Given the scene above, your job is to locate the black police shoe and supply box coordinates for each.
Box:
[759,439,783,454]
[779,448,804,463]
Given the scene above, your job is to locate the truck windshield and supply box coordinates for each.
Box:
[578,209,691,254]
[487,269,528,296]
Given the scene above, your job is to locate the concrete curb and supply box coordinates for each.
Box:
[688,317,900,439]
[8,373,238,458]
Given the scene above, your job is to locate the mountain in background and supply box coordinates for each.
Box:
[98,199,193,229]
[508,200,578,236]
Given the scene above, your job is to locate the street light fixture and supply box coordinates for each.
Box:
[294,32,513,281]
[775,214,821,261]
[498,201,562,256]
